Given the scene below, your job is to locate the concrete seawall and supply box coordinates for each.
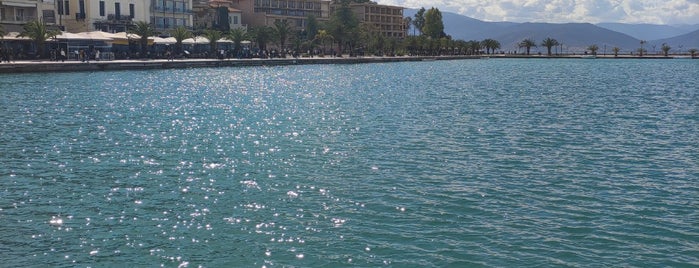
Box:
[0,56,481,74]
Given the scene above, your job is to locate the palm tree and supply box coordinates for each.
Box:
[518,38,536,55]
[273,20,292,54]
[130,21,156,58]
[480,39,500,54]
[18,19,59,59]
[403,17,412,36]
[315,29,333,55]
[689,48,698,58]
[170,26,191,55]
[587,44,599,55]
[228,27,247,57]
[202,29,223,57]
[468,40,481,55]
[661,43,671,57]
[250,26,272,51]
[639,40,646,57]
[612,47,620,57]
[541,37,559,56]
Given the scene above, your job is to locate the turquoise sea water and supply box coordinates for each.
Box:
[1,59,698,267]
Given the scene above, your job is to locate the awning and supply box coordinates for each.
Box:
[2,1,37,7]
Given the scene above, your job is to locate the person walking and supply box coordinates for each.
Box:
[60,49,66,62]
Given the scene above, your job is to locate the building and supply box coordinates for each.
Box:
[347,1,405,38]
[150,0,193,32]
[229,0,330,32]
[1,0,57,32]
[58,0,149,32]
[193,0,244,31]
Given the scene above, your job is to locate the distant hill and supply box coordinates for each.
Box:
[490,23,641,53]
[649,29,699,51]
[404,9,640,52]
[596,23,699,41]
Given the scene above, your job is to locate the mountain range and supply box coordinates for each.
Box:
[405,9,699,54]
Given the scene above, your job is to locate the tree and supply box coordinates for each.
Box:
[202,29,223,56]
[305,15,319,41]
[413,7,425,36]
[228,27,248,57]
[273,20,292,53]
[518,38,536,55]
[587,44,599,55]
[403,17,412,36]
[170,26,191,55]
[481,39,500,54]
[328,0,359,56]
[422,7,444,39]
[689,48,698,58]
[130,21,156,58]
[661,43,671,57]
[467,40,481,55]
[639,40,646,57]
[18,19,59,58]
[314,29,333,55]
[541,37,559,56]
[250,26,272,51]
[612,47,620,57]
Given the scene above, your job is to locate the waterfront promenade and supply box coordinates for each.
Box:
[0,54,692,74]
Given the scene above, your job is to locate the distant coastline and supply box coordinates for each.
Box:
[0,55,694,74]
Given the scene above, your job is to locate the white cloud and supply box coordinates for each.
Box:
[377,0,699,24]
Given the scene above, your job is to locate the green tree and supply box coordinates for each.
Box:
[468,40,481,55]
[661,43,671,57]
[170,26,191,55]
[403,17,412,36]
[251,26,272,51]
[130,21,156,58]
[305,15,319,41]
[587,44,599,55]
[202,29,223,56]
[541,37,559,56]
[273,20,292,53]
[612,47,620,57]
[18,19,59,58]
[422,7,444,39]
[689,48,697,58]
[481,38,500,54]
[639,40,646,57]
[413,7,426,36]
[518,38,536,55]
[315,29,333,55]
[228,27,248,57]
[328,0,358,56]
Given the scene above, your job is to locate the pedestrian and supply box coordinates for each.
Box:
[95,50,100,61]
[60,49,66,62]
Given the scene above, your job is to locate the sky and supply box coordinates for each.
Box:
[376,0,699,25]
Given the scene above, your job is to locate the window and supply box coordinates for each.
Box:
[64,1,70,15]
[129,3,134,18]
[16,9,24,21]
[233,15,238,25]
[99,1,105,16]
[57,0,63,15]
[79,0,85,15]
[115,2,120,18]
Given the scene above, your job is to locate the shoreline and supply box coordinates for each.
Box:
[0,54,694,74]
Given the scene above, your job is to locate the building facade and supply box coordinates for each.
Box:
[150,0,193,32]
[1,0,57,32]
[58,0,149,32]
[229,0,330,32]
[193,0,244,31]
[348,1,404,38]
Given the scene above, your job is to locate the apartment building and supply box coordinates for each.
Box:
[1,0,57,31]
[58,0,149,32]
[229,0,330,32]
[150,0,193,32]
[193,0,244,31]
[347,1,404,38]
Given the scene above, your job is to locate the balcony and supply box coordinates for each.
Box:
[107,14,133,21]
[153,6,193,14]
[75,13,86,21]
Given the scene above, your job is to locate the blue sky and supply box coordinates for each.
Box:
[377,0,699,25]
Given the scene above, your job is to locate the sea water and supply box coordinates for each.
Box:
[1,58,697,267]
